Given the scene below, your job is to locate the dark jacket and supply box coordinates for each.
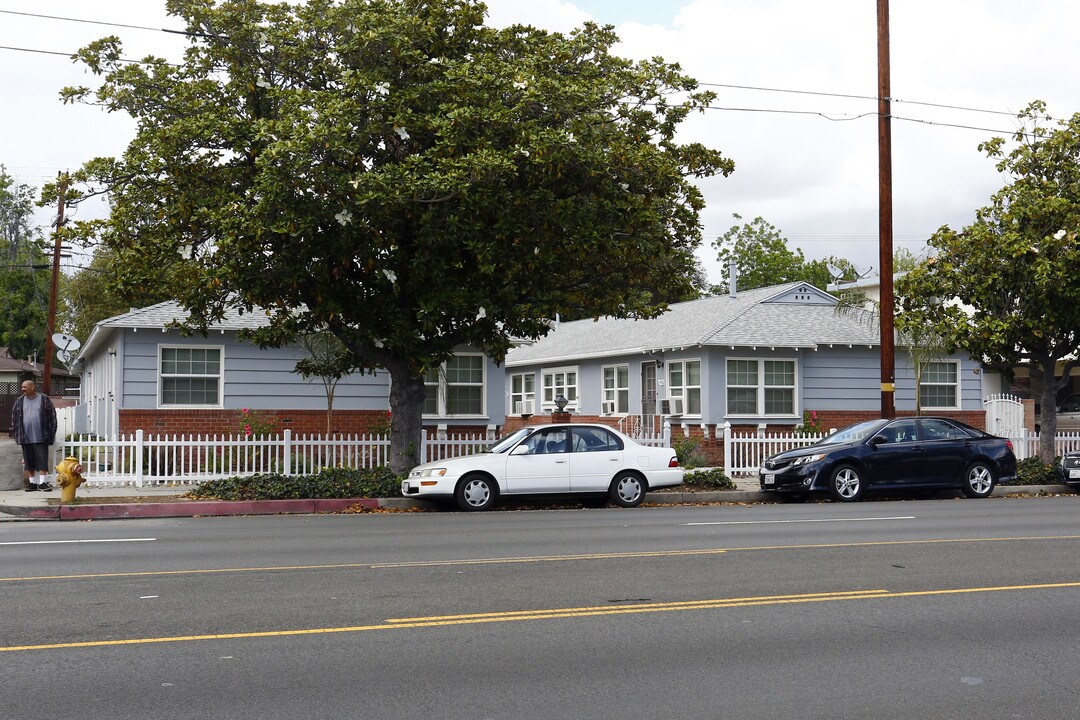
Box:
[10,392,57,446]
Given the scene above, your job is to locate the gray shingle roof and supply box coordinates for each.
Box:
[78,301,270,364]
[506,282,879,366]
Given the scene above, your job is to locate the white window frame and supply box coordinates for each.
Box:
[541,366,579,411]
[601,364,630,416]
[725,357,798,419]
[668,359,702,417]
[919,360,960,410]
[424,353,487,418]
[509,372,536,415]
[157,344,224,409]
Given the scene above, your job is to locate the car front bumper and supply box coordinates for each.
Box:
[401,475,461,498]
[759,464,822,493]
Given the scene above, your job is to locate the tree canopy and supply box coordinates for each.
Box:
[50,0,732,471]
[898,101,1080,461]
[712,213,855,293]
[0,166,48,363]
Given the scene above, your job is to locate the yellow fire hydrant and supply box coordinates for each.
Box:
[55,457,87,503]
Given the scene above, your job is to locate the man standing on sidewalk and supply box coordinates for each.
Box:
[10,380,57,492]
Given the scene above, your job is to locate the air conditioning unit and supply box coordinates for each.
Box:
[662,398,685,416]
[514,399,534,416]
[601,401,616,415]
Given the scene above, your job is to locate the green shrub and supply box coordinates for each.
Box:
[683,468,735,490]
[673,436,708,469]
[1013,457,1062,486]
[188,466,402,500]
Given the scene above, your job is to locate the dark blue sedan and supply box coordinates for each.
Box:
[759,417,1018,502]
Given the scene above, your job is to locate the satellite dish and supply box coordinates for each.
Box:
[57,349,73,367]
[52,333,82,353]
[826,263,845,282]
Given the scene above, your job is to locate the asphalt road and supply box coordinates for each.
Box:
[3,496,1080,719]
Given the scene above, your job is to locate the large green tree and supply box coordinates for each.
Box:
[0,165,48,362]
[712,213,854,293]
[49,0,732,472]
[899,102,1080,462]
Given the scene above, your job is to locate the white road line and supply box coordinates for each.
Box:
[681,516,916,526]
[0,538,157,546]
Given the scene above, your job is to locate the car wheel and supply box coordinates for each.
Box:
[609,472,646,508]
[961,462,995,498]
[455,474,497,511]
[828,464,864,502]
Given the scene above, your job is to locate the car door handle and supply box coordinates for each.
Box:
[555,460,566,464]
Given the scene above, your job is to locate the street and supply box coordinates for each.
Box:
[4,496,1080,719]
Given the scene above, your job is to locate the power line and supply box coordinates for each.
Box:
[699,81,1023,118]
[0,9,176,34]
[0,44,162,65]
[0,10,1040,123]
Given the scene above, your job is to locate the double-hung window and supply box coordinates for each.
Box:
[726,358,796,417]
[542,367,578,411]
[668,360,702,416]
[601,365,630,415]
[425,354,486,417]
[510,373,536,415]
[919,360,959,409]
[159,346,222,407]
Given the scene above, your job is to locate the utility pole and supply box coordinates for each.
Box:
[42,173,67,396]
[877,0,896,418]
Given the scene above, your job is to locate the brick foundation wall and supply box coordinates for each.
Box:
[119,409,391,436]
[118,409,499,437]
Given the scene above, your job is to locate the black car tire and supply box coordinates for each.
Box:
[828,464,865,502]
[960,462,995,498]
[455,474,497,511]
[609,472,646,508]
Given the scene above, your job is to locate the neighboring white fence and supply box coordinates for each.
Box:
[1006,430,1080,461]
[722,422,829,477]
[984,393,1025,438]
[54,428,495,487]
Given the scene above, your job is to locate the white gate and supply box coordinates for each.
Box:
[984,393,1024,438]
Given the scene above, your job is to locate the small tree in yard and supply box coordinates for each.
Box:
[899,101,1080,462]
[48,0,732,473]
[296,331,354,434]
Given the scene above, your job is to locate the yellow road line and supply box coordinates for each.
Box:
[4,535,1080,583]
[4,582,1080,653]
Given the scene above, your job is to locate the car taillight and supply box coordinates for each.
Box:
[669,456,680,467]
[1006,440,1014,453]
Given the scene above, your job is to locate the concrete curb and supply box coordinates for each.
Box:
[1,484,1075,521]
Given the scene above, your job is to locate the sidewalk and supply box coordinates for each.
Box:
[1,479,1073,522]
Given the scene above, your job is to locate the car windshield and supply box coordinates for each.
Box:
[818,419,888,446]
[486,427,534,454]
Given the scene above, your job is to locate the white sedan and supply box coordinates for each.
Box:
[402,423,683,511]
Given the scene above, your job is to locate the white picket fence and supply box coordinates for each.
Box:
[1005,430,1080,461]
[722,422,830,477]
[54,428,495,487]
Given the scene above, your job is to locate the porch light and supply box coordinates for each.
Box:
[554,394,568,412]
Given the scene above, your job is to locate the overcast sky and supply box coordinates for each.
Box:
[3,0,1079,285]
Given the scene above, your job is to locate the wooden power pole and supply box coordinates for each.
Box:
[42,173,67,396]
[877,0,896,418]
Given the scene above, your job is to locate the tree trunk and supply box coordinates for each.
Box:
[385,357,427,475]
[1035,360,1064,464]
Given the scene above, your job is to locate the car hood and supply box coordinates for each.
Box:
[409,452,500,476]
[766,442,858,464]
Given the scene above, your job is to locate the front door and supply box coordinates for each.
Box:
[504,427,572,494]
[641,363,657,417]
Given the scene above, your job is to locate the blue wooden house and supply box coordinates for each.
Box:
[502,282,985,444]
[72,302,506,437]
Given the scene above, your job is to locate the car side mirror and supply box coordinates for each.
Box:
[869,434,887,446]
[510,445,530,456]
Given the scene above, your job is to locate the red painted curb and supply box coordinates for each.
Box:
[55,498,377,521]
